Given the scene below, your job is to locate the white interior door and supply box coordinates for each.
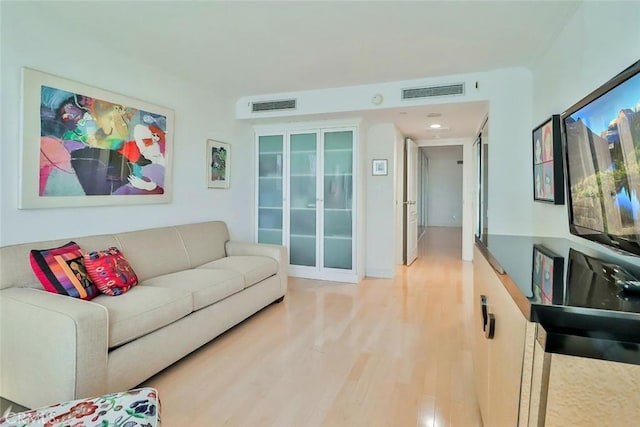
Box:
[405,138,418,265]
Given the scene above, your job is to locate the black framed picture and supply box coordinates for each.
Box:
[531,244,564,305]
[532,115,564,204]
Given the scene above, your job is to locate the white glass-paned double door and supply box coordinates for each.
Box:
[256,127,356,281]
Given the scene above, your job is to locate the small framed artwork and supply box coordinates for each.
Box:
[531,244,564,305]
[532,115,564,204]
[372,159,388,176]
[207,139,230,189]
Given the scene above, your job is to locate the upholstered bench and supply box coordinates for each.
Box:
[0,388,160,427]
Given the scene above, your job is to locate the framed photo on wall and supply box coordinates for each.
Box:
[532,115,564,204]
[372,159,388,176]
[531,244,564,305]
[207,139,230,189]
[20,68,174,209]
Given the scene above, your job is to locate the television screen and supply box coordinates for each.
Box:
[562,60,640,256]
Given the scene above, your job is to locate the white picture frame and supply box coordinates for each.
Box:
[20,68,175,209]
[372,159,388,176]
[207,139,230,189]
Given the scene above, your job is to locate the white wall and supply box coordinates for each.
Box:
[0,2,254,245]
[394,129,405,265]
[237,72,488,119]
[530,1,640,240]
[423,146,464,227]
[483,67,534,236]
[365,123,400,278]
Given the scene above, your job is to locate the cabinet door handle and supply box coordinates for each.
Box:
[485,313,495,339]
[480,295,488,331]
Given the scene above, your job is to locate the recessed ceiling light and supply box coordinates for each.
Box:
[427,113,442,118]
[429,124,441,129]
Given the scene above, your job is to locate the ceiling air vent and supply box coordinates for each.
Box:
[251,99,297,112]
[402,83,465,100]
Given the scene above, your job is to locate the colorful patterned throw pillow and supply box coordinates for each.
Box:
[84,247,138,296]
[29,241,99,300]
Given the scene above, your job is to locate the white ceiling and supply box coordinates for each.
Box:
[35,1,582,141]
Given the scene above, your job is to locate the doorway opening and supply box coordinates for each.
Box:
[391,102,488,266]
[420,144,464,258]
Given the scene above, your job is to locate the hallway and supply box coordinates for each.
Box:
[145,226,481,426]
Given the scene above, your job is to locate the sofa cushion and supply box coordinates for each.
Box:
[141,269,243,311]
[29,241,99,300]
[175,221,229,267]
[93,286,192,348]
[113,227,190,282]
[84,247,138,296]
[198,255,278,289]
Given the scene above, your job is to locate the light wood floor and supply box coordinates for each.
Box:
[143,226,482,426]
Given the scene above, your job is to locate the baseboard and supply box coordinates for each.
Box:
[365,268,395,279]
[288,267,358,283]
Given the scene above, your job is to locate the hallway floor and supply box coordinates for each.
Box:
[144,226,482,426]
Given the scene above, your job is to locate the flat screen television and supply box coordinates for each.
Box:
[561,60,640,256]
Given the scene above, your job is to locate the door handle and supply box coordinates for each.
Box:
[480,295,488,331]
[485,313,495,339]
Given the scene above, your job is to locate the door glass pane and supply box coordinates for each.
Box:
[290,133,317,266]
[258,135,283,245]
[324,130,353,269]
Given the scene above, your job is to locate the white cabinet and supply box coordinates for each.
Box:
[473,246,532,427]
[473,245,640,426]
[256,125,358,282]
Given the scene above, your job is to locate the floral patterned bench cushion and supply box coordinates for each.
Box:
[0,387,160,427]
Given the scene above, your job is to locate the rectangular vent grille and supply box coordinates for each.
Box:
[251,99,297,112]
[402,83,465,100]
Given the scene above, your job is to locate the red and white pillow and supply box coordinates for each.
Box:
[84,247,138,296]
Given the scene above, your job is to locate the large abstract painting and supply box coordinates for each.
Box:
[20,68,174,208]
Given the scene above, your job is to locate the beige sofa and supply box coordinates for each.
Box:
[0,221,287,409]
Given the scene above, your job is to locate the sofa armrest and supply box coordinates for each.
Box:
[225,241,288,296]
[0,288,109,409]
